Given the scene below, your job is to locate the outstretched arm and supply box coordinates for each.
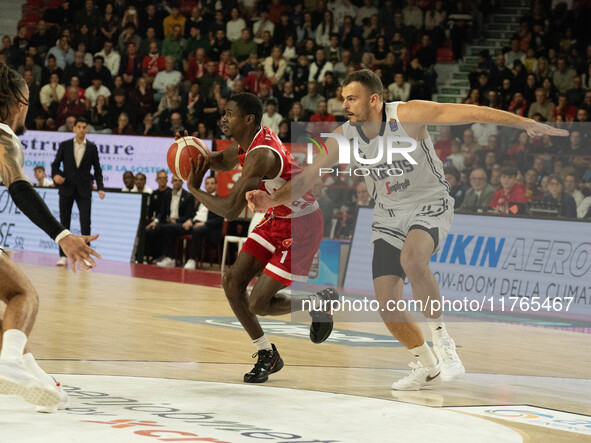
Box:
[0,129,101,271]
[187,147,277,221]
[398,100,570,138]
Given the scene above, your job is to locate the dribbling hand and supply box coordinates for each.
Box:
[58,233,102,273]
[186,156,209,193]
[174,130,189,140]
[246,190,273,212]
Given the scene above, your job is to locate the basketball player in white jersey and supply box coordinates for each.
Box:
[247,70,568,390]
[0,63,102,410]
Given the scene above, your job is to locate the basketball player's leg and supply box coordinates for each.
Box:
[402,226,465,381]
[248,274,289,316]
[400,228,440,318]
[0,252,60,407]
[222,250,285,383]
[372,239,441,390]
[373,275,423,348]
[222,250,268,340]
[0,302,69,413]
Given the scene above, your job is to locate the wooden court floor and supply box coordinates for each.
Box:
[11,261,591,442]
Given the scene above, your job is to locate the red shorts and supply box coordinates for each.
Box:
[241,208,323,286]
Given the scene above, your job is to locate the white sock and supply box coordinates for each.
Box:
[428,318,450,345]
[23,353,55,386]
[252,335,272,351]
[0,329,27,363]
[408,342,438,368]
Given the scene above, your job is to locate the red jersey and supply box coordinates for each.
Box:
[238,126,318,218]
[489,184,527,214]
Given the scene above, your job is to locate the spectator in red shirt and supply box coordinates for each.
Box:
[489,166,528,214]
[56,86,87,126]
[309,99,337,134]
[552,94,577,122]
[434,126,453,162]
[142,42,166,80]
[268,0,286,24]
[507,91,528,116]
[244,65,272,95]
[186,47,208,82]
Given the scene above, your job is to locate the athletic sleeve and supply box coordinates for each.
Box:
[8,180,68,240]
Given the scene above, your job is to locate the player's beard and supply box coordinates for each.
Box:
[14,124,26,136]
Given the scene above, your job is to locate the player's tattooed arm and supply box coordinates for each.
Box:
[0,129,28,186]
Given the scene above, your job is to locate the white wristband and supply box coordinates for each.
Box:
[54,229,72,244]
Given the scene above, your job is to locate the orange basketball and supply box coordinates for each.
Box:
[167,137,211,180]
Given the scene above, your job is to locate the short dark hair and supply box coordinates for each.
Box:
[444,166,461,182]
[34,165,45,172]
[500,166,518,177]
[342,69,383,100]
[228,92,263,126]
[75,117,87,126]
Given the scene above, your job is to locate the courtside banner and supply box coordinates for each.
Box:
[345,208,591,322]
[0,187,141,262]
[19,131,212,189]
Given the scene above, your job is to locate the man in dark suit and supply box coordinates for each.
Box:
[183,176,224,269]
[146,170,171,222]
[144,176,194,266]
[51,118,105,266]
[459,167,497,213]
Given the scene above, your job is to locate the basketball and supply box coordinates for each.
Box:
[167,137,211,181]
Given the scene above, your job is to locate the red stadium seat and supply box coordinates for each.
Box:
[20,12,41,26]
[22,0,44,15]
[47,0,64,8]
[436,47,454,63]
[179,0,198,16]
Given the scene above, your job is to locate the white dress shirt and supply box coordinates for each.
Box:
[74,138,86,168]
[170,190,181,220]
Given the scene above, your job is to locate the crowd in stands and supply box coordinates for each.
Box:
[6,0,591,246]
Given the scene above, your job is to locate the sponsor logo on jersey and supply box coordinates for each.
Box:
[385,179,410,194]
[389,118,398,131]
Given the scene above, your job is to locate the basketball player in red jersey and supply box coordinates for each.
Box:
[182,93,338,383]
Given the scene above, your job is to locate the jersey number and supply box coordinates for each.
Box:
[279,250,288,264]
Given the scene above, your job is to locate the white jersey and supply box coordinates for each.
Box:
[341,102,450,211]
[0,122,24,184]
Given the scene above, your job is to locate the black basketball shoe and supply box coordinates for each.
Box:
[243,344,284,383]
[309,288,339,344]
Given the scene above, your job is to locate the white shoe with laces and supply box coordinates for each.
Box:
[391,361,442,391]
[37,378,70,413]
[56,257,67,266]
[184,259,196,270]
[433,337,465,382]
[156,257,175,268]
[0,360,60,407]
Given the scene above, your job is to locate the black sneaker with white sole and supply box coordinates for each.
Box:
[243,344,284,383]
[309,288,339,344]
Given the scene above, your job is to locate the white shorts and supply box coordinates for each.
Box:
[371,195,454,252]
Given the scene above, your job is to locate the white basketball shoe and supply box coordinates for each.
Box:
[0,360,60,407]
[37,378,70,413]
[433,337,465,382]
[391,361,442,391]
